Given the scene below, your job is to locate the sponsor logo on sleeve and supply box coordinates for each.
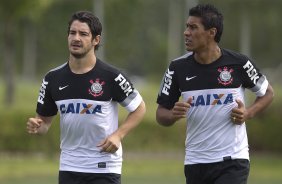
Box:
[243,60,259,84]
[161,68,174,95]
[114,74,133,96]
[37,79,48,105]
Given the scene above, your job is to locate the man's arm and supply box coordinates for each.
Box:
[26,114,54,135]
[156,105,179,126]
[246,84,274,119]
[231,84,274,124]
[156,97,192,127]
[97,100,146,153]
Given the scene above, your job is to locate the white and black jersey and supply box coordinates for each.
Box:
[157,48,268,165]
[37,59,142,174]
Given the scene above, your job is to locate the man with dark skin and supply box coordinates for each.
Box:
[156,4,273,184]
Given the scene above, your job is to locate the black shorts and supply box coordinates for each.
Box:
[184,159,250,184]
[59,171,121,184]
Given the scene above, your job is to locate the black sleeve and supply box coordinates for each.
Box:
[241,58,263,88]
[36,74,58,116]
[157,62,181,109]
[112,72,135,102]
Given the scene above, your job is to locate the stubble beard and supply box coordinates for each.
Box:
[71,52,86,59]
[70,47,92,59]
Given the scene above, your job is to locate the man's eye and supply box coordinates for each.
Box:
[81,32,89,36]
[189,26,196,30]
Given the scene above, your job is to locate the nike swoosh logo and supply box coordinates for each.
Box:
[59,85,69,90]
[186,76,197,81]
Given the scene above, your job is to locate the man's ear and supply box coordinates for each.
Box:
[93,35,101,46]
[209,28,217,39]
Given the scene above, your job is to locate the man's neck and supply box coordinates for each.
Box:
[194,45,221,65]
[69,53,96,74]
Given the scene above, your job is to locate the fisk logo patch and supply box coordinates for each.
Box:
[191,93,233,107]
[60,103,102,114]
[114,74,133,96]
[38,79,48,105]
[161,68,174,95]
[243,60,259,84]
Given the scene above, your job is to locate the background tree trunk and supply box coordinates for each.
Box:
[23,20,37,81]
[167,0,182,61]
[167,0,198,62]
[3,20,15,106]
[93,0,105,60]
[239,6,251,56]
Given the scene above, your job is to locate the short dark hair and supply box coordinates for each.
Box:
[189,4,223,43]
[68,11,102,50]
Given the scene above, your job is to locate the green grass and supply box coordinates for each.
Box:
[1,152,282,184]
[248,153,282,184]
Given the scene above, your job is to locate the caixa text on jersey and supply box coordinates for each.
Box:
[60,103,102,114]
[189,93,234,107]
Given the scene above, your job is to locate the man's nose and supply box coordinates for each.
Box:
[184,28,191,36]
[73,33,81,40]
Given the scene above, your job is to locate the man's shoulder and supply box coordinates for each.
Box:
[97,59,120,72]
[96,59,128,78]
[221,48,249,63]
[44,62,68,78]
[168,52,194,68]
[172,52,193,62]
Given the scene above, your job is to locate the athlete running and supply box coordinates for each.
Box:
[27,11,146,184]
[156,4,274,184]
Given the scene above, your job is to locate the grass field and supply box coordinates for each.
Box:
[1,152,282,184]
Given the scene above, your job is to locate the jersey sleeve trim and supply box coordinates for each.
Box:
[120,89,142,112]
[250,75,269,97]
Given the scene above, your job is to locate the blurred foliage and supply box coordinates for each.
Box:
[0,0,53,20]
[1,0,282,78]
[247,86,282,151]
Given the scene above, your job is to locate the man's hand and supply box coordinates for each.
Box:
[156,97,193,126]
[231,99,246,125]
[97,133,121,153]
[26,118,43,134]
[172,97,193,119]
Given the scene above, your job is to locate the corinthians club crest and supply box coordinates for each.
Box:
[89,78,105,97]
[217,66,234,86]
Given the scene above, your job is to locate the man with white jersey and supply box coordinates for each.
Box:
[26,11,146,184]
[156,4,274,184]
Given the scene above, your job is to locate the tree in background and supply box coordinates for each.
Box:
[22,0,54,81]
[0,0,281,106]
[0,0,54,105]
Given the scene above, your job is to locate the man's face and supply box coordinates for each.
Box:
[68,20,96,58]
[184,16,211,52]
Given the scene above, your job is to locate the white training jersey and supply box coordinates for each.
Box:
[157,49,268,165]
[36,59,142,174]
